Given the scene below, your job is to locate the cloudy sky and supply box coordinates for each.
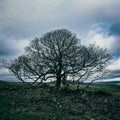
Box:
[0,0,120,82]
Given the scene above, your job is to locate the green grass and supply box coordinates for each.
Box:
[0,81,120,120]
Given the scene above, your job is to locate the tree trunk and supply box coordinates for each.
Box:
[56,59,62,89]
[56,76,61,89]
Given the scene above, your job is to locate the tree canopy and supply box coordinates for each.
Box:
[3,29,111,88]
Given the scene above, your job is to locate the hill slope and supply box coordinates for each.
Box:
[0,82,120,120]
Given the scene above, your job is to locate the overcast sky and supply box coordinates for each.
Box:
[0,0,120,82]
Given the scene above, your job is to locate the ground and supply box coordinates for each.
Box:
[0,81,120,120]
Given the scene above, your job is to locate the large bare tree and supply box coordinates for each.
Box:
[3,29,111,88]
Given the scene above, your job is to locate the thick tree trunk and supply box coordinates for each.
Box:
[56,76,61,89]
[56,58,62,89]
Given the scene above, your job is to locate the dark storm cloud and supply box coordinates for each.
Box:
[109,23,120,36]
[0,40,18,56]
[0,38,29,59]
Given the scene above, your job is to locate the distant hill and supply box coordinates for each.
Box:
[93,81,120,86]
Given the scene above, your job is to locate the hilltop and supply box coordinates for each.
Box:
[0,81,120,120]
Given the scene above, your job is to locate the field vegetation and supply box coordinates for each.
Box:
[0,81,120,120]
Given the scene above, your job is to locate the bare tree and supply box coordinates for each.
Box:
[2,29,112,88]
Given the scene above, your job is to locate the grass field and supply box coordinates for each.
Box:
[0,81,120,120]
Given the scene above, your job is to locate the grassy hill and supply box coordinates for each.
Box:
[0,81,120,120]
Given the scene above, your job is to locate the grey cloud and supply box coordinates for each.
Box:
[0,39,20,57]
[0,0,120,38]
[1,0,120,81]
[88,22,120,57]
[0,36,29,59]
[104,70,120,80]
